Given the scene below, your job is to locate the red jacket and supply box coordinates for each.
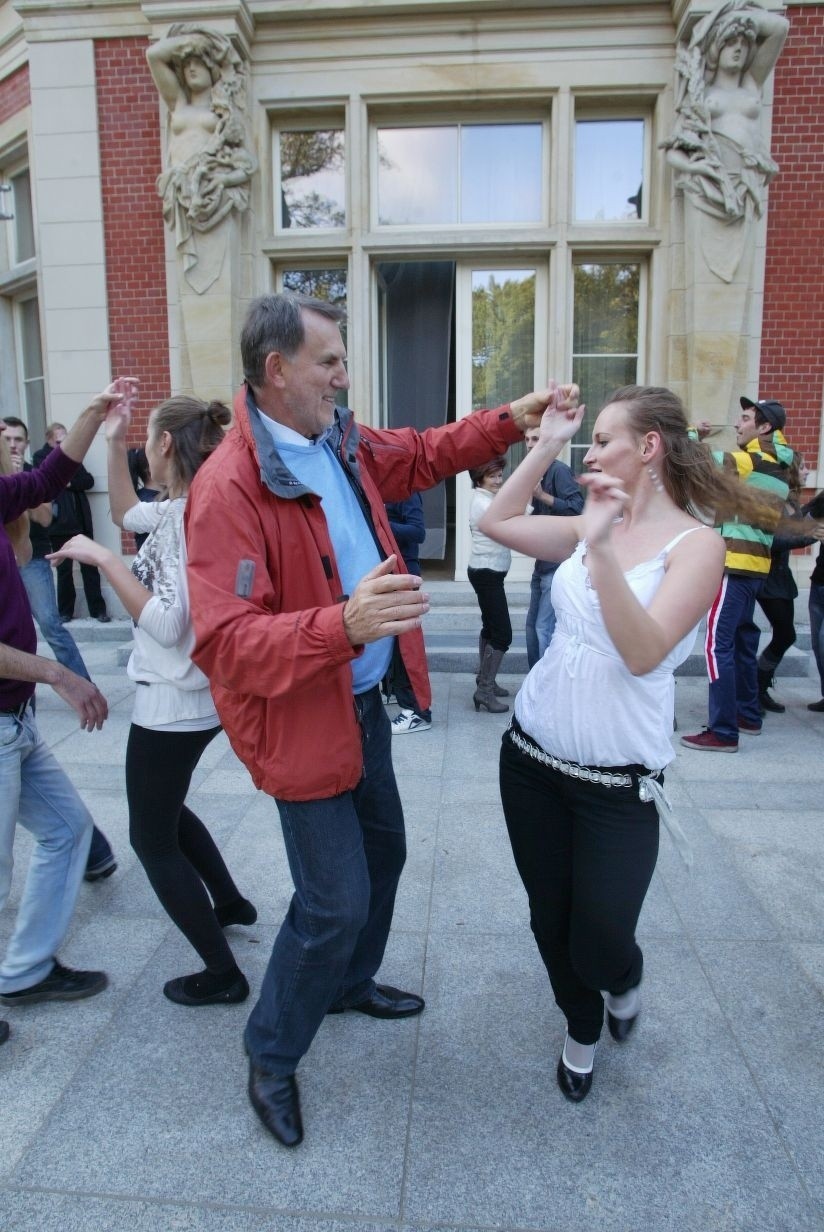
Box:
[185,387,522,800]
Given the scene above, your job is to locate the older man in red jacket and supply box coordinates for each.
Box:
[185,292,572,1147]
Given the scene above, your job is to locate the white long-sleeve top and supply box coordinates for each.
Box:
[468,488,511,572]
[123,498,217,731]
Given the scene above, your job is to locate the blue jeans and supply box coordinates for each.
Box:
[525,569,557,669]
[0,706,93,993]
[809,582,824,697]
[21,559,114,872]
[245,687,407,1075]
[705,573,763,742]
[20,558,90,681]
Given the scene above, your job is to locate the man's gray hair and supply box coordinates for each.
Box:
[241,293,345,390]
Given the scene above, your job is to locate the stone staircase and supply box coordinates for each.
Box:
[56,580,814,680]
[419,579,814,677]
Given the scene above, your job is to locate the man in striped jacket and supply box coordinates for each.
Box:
[681,396,792,753]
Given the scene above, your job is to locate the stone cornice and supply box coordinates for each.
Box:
[141,0,254,52]
[12,0,150,41]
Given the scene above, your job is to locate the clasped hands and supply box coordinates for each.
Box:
[343,556,429,646]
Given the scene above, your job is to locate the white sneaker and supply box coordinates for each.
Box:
[390,709,432,734]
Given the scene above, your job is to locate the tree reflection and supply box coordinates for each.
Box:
[280,130,345,229]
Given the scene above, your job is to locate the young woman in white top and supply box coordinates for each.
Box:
[49,381,256,1007]
[478,383,773,1102]
[467,457,512,712]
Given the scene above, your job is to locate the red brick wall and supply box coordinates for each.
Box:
[0,64,30,124]
[94,37,169,445]
[760,5,824,465]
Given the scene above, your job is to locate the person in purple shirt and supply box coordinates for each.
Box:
[0,383,121,1045]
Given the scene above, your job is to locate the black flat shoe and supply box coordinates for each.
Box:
[556,1055,592,1103]
[0,1019,9,1046]
[808,699,824,712]
[163,970,249,1006]
[248,1065,303,1147]
[327,984,425,1018]
[607,1010,638,1042]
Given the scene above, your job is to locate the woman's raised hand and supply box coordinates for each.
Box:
[102,377,139,442]
[577,471,629,546]
[538,385,586,447]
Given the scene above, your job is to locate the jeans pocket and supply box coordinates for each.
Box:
[0,718,22,749]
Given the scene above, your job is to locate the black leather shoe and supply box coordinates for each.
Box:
[607,1010,638,1042]
[808,699,824,712]
[0,1019,9,1046]
[328,984,425,1018]
[556,1055,592,1103]
[760,691,785,714]
[248,1064,303,1147]
[95,613,112,623]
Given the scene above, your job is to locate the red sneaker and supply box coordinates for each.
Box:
[680,729,738,753]
[736,716,762,735]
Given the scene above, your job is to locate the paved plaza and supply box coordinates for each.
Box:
[1,633,822,1232]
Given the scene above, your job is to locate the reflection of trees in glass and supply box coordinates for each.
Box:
[471,273,535,411]
[282,267,347,307]
[280,130,345,228]
[570,263,640,470]
[573,263,639,354]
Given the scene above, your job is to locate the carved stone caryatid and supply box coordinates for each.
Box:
[147,24,257,294]
[664,2,788,232]
[663,2,789,427]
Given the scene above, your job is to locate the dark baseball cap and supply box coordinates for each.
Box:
[739,396,786,431]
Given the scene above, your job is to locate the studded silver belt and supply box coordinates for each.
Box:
[507,721,643,789]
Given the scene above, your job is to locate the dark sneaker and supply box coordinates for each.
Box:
[0,961,108,1006]
[680,729,738,753]
[0,1019,9,1045]
[736,716,762,735]
[807,699,824,712]
[84,853,117,883]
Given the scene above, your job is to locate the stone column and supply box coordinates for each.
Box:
[146,16,257,402]
[663,0,788,427]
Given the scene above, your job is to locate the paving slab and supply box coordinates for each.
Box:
[1,658,821,1232]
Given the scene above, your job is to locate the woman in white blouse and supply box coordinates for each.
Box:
[49,380,256,1007]
[478,383,763,1103]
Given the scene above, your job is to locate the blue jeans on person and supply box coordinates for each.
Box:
[20,558,115,873]
[809,582,824,697]
[0,706,93,994]
[705,573,763,742]
[20,558,90,680]
[244,686,407,1075]
[525,568,557,670]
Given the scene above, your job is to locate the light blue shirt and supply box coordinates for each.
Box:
[256,412,392,694]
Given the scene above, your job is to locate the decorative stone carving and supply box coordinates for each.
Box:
[147,24,257,294]
[663,2,788,240]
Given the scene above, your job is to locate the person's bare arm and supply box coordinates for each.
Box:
[102,378,141,527]
[47,535,151,623]
[0,642,108,731]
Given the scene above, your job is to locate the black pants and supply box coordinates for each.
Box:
[467,567,511,652]
[499,727,659,1044]
[126,723,240,972]
[386,641,430,720]
[53,537,106,619]
[757,595,796,672]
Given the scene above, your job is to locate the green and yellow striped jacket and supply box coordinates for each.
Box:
[713,431,792,577]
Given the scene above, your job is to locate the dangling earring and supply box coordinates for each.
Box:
[646,463,665,494]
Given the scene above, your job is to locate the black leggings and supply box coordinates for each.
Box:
[499,728,659,1044]
[757,595,796,672]
[467,567,512,652]
[126,723,240,972]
